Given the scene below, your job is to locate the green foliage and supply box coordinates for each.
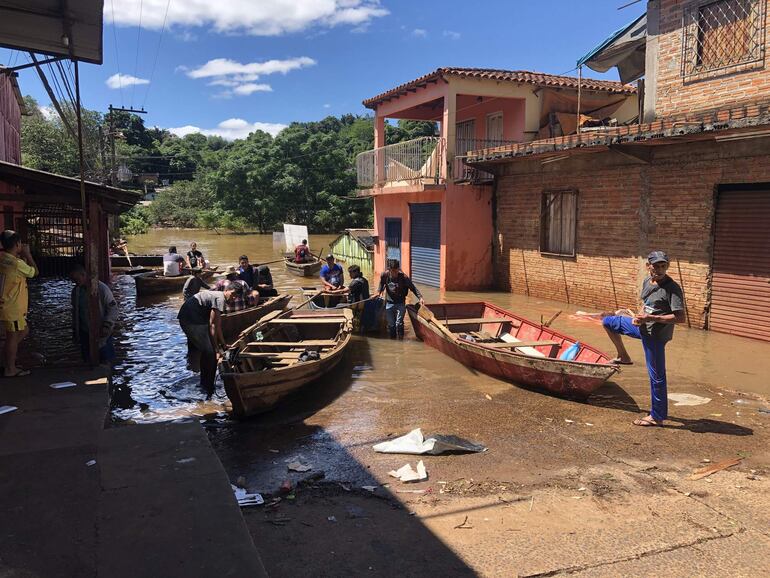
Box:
[119,205,152,236]
[149,179,214,228]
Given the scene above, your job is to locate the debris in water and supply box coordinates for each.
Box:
[373,428,486,455]
[49,381,77,389]
[454,515,473,530]
[0,405,18,415]
[690,457,742,480]
[388,461,428,483]
[668,393,711,406]
[287,461,312,472]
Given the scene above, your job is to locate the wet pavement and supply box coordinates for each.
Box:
[18,229,770,576]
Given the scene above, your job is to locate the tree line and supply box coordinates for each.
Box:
[20,96,436,235]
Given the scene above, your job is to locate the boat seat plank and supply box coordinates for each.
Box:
[245,340,337,347]
[268,318,345,324]
[239,352,303,359]
[440,317,513,325]
[480,340,561,349]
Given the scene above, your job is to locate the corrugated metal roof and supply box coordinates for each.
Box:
[362,67,636,109]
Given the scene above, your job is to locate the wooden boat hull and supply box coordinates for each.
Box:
[221,294,293,344]
[284,257,322,277]
[111,254,163,267]
[304,290,386,333]
[406,302,618,399]
[134,268,217,296]
[220,310,353,417]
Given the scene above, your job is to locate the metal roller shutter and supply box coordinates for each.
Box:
[710,189,770,342]
[409,203,441,287]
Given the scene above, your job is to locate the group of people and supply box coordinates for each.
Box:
[163,242,208,277]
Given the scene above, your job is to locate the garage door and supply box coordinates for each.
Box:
[409,203,441,287]
[710,188,770,342]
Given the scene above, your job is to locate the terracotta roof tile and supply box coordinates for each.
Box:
[362,67,636,108]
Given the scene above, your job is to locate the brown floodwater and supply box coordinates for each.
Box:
[21,227,763,427]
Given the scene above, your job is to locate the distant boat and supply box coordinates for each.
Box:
[220,309,353,417]
[221,294,293,344]
[134,267,218,296]
[284,255,322,277]
[407,301,619,399]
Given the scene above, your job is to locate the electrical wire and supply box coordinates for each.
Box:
[110,0,124,106]
[142,0,172,109]
[132,0,144,106]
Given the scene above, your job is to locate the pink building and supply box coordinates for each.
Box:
[358,67,637,290]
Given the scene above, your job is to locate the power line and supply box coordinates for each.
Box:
[110,0,124,107]
[142,0,172,109]
[132,0,144,106]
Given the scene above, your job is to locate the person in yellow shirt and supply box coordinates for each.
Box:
[0,230,38,377]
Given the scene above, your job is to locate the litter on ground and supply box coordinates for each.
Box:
[389,461,428,483]
[231,484,264,507]
[287,461,312,472]
[690,457,742,480]
[373,428,486,455]
[49,381,77,389]
[668,393,711,406]
[0,405,18,415]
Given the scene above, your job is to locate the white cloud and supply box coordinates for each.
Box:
[38,105,57,120]
[187,56,315,97]
[323,103,331,108]
[110,0,388,36]
[443,30,461,40]
[232,83,273,95]
[412,28,427,38]
[106,73,150,89]
[168,118,287,140]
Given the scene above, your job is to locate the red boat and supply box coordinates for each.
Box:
[406,302,619,399]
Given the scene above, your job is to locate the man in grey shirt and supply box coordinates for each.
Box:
[602,251,685,427]
[177,284,241,391]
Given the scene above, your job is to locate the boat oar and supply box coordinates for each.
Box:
[417,303,457,341]
[256,258,285,267]
[294,290,324,310]
[123,244,135,269]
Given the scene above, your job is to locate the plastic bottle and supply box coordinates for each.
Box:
[559,341,581,361]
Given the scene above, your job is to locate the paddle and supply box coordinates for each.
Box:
[256,258,285,267]
[417,303,457,341]
[294,290,324,310]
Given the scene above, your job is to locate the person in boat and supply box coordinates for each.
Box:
[0,230,38,377]
[163,246,186,277]
[69,264,118,364]
[215,266,257,312]
[294,239,311,264]
[378,258,424,339]
[320,254,345,292]
[110,238,128,256]
[185,242,207,270]
[177,283,242,392]
[601,251,685,427]
[255,264,278,298]
[183,267,210,301]
[347,265,369,303]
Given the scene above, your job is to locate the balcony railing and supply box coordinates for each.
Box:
[452,138,518,184]
[356,137,444,188]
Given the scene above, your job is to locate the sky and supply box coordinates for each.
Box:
[1,0,645,140]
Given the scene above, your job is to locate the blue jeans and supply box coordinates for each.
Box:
[602,316,668,421]
[79,334,116,364]
[385,302,406,338]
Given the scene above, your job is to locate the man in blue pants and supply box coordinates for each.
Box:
[378,259,424,339]
[602,251,685,427]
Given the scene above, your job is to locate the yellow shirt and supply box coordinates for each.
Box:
[0,252,36,321]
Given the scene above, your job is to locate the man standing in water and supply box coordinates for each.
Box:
[378,259,424,339]
[0,231,37,377]
[177,283,241,391]
[69,264,118,364]
[602,251,685,427]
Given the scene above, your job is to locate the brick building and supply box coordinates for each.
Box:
[467,0,770,342]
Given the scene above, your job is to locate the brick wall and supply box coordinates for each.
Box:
[654,0,770,117]
[494,138,770,329]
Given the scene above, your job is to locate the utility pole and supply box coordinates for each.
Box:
[98,125,107,183]
[107,104,147,186]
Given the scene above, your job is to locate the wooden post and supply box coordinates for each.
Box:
[576,65,583,136]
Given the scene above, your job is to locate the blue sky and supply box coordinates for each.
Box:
[2,0,644,139]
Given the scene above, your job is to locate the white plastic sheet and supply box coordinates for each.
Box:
[283,224,309,252]
[373,428,487,455]
[388,461,427,483]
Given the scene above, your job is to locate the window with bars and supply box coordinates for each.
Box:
[681,0,766,78]
[540,190,577,257]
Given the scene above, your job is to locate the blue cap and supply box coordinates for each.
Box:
[647,251,669,264]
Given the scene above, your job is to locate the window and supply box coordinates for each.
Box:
[682,0,766,78]
[540,190,577,257]
[455,119,476,155]
[486,112,504,145]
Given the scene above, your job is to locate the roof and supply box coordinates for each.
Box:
[362,67,636,109]
[0,160,142,213]
[465,99,770,165]
[0,67,27,113]
[331,228,376,252]
[576,13,647,84]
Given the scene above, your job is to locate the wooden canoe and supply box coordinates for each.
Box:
[221,294,293,344]
[406,302,619,400]
[134,267,218,296]
[284,256,322,277]
[110,254,163,268]
[219,308,353,417]
[302,288,386,333]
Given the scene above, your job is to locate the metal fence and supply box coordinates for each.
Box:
[681,0,766,78]
[452,138,518,183]
[23,205,84,277]
[356,137,444,188]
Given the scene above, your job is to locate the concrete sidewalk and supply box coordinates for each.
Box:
[0,367,266,578]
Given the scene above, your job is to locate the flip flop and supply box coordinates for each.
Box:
[633,416,662,427]
[611,358,633,365]
[3,369,30,378]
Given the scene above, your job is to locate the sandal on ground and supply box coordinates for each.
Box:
[633,415,662,427]
[611,357,633,365]
[3,369,30,378]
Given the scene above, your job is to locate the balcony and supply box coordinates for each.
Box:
[356,137,444,189]
[453,138,518,184]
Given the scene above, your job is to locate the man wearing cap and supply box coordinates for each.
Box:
[602,251,685,427]
[320,254,345,292]
[215,266,257,312]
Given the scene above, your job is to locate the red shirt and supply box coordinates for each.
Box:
[294,244,310,263]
